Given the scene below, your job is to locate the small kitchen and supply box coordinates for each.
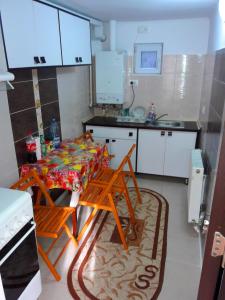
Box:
[0,0,225,299]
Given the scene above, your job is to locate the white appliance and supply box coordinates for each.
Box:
[0,71,15,90]
[95,51,125,104]
[187,149,204,224]
[0,188,42,300]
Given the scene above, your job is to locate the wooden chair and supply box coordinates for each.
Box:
[74,130,94,143]
[91,144,142,205]
[77,149,137,250]
[10,169,78,281]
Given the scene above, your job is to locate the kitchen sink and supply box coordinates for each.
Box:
[147,120,185,128]
[116,116,146,123]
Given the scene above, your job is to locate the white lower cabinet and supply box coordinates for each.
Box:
[137,129,197,178]
[86,126,137,170]
[137,129,166,175]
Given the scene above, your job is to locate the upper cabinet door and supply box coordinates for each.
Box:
[59,11,91,66]
[0,0,36,68]
[33,2,62,67]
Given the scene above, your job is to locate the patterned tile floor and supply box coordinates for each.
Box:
[39,175,201,300]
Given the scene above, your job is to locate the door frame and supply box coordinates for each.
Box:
[198,120,225,299]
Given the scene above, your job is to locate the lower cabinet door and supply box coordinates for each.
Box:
[110,139,136,171]
[164,131,197,178]
[137,129,166,175]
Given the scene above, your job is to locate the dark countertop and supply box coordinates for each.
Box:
[83,116,200,132]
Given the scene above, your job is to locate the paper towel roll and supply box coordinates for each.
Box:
[0,72,15,82]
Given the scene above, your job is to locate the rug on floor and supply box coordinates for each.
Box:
[67,188,169,300]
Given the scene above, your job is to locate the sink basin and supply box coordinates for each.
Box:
[147,120,185,128]
[116,116,146,123]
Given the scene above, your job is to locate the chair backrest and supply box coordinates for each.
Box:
[117,144,136,172]
[96,144,136,203]
[10,169,55,206]
[74,131,94,143]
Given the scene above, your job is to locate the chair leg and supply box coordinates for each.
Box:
[77,207,99,242]
[63,224,78,247]
[128,159,142,204]
[38,243,61,281]
[121,175,136,224]
[108,194,128,251]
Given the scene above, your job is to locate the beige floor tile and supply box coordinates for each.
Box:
[39,175,201,299]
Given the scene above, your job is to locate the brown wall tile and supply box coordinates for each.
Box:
[14,138,28,168]
[7,82,35,113]
[38,67,56,80]
[214,48,225,83]
[39,79,58,105]
[9,68,32,82]
[41,101,61,129]
[11,108,38,141]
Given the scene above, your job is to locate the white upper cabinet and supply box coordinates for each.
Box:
[32,2,62,67]
[0,0,36,68]
[0,0,62,68]
[59,11,92,66]
[1,0,92,68]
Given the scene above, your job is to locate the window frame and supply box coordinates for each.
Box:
[134,43,163,74]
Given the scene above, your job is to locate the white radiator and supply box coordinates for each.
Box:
[187,149,204,224]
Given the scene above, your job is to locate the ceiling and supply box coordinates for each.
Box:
[49,0,218,21]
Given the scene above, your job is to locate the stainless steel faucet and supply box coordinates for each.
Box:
[155,113,168,122]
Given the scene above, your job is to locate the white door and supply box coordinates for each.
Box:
[137,129,166,175]
[59,11,91,65]
[164,131,197,178]
[0,0,36,68]
[33,2,62,67]
[110,139,136,171]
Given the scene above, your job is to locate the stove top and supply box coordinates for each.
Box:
[0,188,33,249]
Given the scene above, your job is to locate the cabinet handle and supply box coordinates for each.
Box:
[40,56,46,64]
[75,57,79,63]
[105,139,109,143]
[129,132,133,137]
[161,131,165,136]
[112,139,116,142]
[79,57,83,63]
[168,131,172,136]
[34,56,40,64]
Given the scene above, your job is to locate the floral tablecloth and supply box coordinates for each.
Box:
[21,139,109,193]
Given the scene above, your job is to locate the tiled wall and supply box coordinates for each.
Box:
[94,54,205,121]
[198,49,225,252]
[199,49,225,213]
[7,68,61,169]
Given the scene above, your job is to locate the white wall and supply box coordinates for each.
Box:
[0,32,18,186]
[57,66,93,139]
[115,18,210,55]
[208,2,225,51]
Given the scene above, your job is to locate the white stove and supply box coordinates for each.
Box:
[0,188,33,249]
[0,188,42,300]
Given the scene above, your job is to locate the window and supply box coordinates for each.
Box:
[134,43,163,74]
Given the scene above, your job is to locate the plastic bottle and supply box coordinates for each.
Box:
[40,135,47,157]
[50,118,60,149]
[148,103,156,123]
[26,132,37,163]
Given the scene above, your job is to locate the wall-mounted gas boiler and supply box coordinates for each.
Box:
[95,51,125,104]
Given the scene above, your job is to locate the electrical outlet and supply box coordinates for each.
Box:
[129,80,138,87]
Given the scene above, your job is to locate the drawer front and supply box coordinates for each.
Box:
[86,126,137,140]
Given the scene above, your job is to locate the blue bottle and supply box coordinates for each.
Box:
[50,118,60,149]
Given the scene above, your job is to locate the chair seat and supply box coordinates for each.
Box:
[79,184,115,211]
[34,206,75,238]
[93,168,127,191]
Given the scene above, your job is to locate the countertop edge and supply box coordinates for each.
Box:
[83,117,200,132]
